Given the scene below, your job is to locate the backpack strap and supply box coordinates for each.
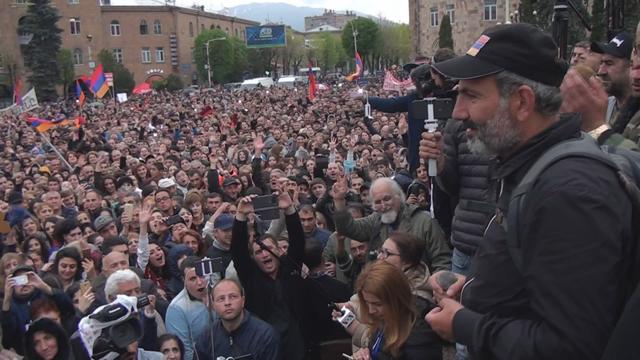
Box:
[506,134,619,273]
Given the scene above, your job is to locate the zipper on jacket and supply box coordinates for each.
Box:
[229,336,233,346]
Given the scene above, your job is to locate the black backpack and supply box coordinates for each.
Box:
[502,133,640,359]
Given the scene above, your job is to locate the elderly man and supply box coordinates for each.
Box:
[104,269,165,353]
[332,177,450,272]
[423,23,632,360]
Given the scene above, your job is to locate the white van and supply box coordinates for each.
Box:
[239,77,274,90]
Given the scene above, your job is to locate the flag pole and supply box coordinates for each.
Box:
[38,132,75,172]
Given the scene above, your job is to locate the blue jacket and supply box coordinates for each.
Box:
[196,310,281,360]
[368,93,421,171]
[166,288,213,360]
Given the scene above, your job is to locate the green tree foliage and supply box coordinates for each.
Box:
[278,28,305,75]
[97,49,135,94]
[165,74,184,91]
[377,24,411,69]
[194,29,248,84]
[18,0,62,101]
[313,32,347,73]
[590,0,605,42]
[247,48,278,78]
[518,0,587,56]
[342,17,380,71]
[438,15,454,49]
[57,49,75,100]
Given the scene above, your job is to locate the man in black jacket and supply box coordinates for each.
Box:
[424,23,633,360]
[231,190,307,360]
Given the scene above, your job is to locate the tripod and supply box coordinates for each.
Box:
[552,0,592,60]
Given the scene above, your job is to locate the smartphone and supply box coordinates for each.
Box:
[122,204,134,222]
[252,195,280,221]
[12,274,28,286]
[165,214,184,227]
[195,257,225,277]
[82,249,92,259]
[79,280,92,294]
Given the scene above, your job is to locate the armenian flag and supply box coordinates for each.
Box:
[76,80,86,107]
[345,52,363,81]
[89,64,110,99]
[13,78,23,106]
[307,62,317,101]
[26,117,55,133]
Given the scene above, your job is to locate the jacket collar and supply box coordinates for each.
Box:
[493,113,582,182]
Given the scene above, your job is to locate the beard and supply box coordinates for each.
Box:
[467,100,521,156]
[380,210,398,224]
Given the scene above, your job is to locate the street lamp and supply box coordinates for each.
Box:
[205,37,226,87]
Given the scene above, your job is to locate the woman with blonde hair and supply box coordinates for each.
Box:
[351,261,442,360]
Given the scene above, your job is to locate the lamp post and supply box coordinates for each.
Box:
[205,37,226,87]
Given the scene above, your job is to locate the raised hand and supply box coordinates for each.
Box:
[139,203,153,225]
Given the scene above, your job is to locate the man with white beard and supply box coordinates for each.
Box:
[332,177,451,272]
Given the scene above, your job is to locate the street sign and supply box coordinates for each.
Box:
[105,72,114,87]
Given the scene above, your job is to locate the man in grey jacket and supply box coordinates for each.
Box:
[332,177,451,272]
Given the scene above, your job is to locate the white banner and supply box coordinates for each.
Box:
[0,88,39,116]
[117,93,128,103]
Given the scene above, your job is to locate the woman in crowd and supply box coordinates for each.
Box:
[159,333,185,360]
[21,233,51,264]
[181,230,205,257]
[351,261,442,360]
[24,317,73,360]
[184,191,207,232]
[44,247,90,291]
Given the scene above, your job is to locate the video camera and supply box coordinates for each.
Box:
[84,295,150,359]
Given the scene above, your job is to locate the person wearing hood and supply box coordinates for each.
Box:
[1,266,73,355]
[24,317,74,360]
[166,244,194,299]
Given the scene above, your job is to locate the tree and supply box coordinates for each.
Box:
[57,49,75,100]
[165,74,184,91]
[194,29,248,84]
[342,17,380,72]
[18,0,62,101]
[377,24,411,69]
[97,49,135,94]
[278,28,305,75]
[439,15,454,50]
[590,0,605,42]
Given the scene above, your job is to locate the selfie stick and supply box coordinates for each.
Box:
[424,98,438,176]
[364,91,371,119]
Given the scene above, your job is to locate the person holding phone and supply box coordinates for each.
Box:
[232,187,308,360]
[1,266,72,355]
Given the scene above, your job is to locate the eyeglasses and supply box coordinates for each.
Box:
[377,248,400,259]
[156,196,170,202]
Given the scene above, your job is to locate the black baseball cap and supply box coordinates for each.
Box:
[432,23,568,87]
[591,31,634,59]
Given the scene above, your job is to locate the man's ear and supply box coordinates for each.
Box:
[512,85,536,122]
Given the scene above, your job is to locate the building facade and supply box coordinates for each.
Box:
[304,9,357,32]
[0,0,258,88]
[409,0,520,57]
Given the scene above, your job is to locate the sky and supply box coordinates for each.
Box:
[119,0,410,24]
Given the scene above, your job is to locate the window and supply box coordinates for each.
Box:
[100,0,110,4]
[153,20,161,34]
[235,28,238,37]
[73,48,83,65]
[110,20,121,36]
[156,47,165,63]
[484,0,497,20]
[15,0,26,4]
[113,48,123,64]
[210,24,215,30]
[446,4,455,23]
[141,47,151,63]
[200,24,204,32]
[189,22,194,37]
[191,48,196,63]
[70,18,81,35]
[225,27,229,34]
[140,20,148,35]
[68,0,79,4]
[430,7,438,27]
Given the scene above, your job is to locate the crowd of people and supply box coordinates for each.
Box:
[0,20,639,360]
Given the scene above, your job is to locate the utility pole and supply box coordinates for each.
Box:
[204,37,226,87]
